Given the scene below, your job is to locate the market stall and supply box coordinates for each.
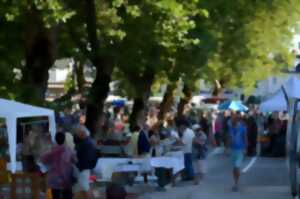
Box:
[260,75,300,112]
[0,98,56,173]
[258,74,300,196]
[280,75,300,197]
[259,90,288,112]
[93,151,184,181]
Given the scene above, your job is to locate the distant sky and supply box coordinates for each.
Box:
[292,35,300,52]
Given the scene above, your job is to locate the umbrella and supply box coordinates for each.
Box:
[218,100,248,112]
[112,99,126,107]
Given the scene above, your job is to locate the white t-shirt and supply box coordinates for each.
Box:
[182,128,195,153]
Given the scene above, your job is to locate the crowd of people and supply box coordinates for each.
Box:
[54,104,288,194]
[0,103,290,198]
[18,125,97,199]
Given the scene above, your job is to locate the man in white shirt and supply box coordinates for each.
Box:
[177,119,195,181]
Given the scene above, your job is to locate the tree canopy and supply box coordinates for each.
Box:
[1,0,300,131]
[199,0,300,93]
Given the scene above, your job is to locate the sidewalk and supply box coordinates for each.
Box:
[91,150,291,199]
[139,152,290,199]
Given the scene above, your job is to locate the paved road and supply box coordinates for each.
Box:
[140,149,292,199]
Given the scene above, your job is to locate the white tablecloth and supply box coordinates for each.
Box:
[151,151,184,174]
[93,158,151,180]
[93,151,184,180]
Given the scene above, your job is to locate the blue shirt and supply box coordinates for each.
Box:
[228,121,247,150]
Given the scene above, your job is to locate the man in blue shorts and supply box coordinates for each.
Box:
[228,112,247,192]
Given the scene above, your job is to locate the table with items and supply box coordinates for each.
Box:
[93,150,184,187]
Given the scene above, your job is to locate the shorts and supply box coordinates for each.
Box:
[193,159,206,174]
[231,150,244,168]
[73,169,90,192]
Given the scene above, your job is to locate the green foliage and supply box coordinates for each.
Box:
[2,0,300,104]
[0,0,75,26]
[0,6,23,99]
[0,65,17,99]
[198,0,300,93]
[112,0,207,98]
[0,0,74,102]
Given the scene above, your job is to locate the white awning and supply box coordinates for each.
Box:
[282,75,300,99]
[0,98,56,173]
[260,90,288,112]
[260,75,300,112]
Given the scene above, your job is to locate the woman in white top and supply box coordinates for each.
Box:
[127,126,140,157]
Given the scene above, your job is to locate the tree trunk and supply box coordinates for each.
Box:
[20,9,56,105]
[75,61,86,94]
[177,83,192,118]
[85,57,113,137]
[74,61,86,109]
[158,83,177,121]
[129,97,146,129]
[129,72,154,129]
[212,79,224,96]
[83,0,115,136]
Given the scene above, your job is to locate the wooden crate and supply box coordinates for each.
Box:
[0,158,10,185]
[10,173,41,199]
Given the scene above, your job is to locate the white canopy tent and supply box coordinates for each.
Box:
[105,95,126,103]
[149,96,163,103]
[259,75,300,112]
[0,98,56,173]
[260,90,288,112]
[283,75,300,99]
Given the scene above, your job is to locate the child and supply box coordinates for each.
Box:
[192,124,208,185]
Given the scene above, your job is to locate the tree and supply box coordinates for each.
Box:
[156,0,300,118]
[198,0,300,94]
[162,0,300,116]
[1,0,300,131]
[66,0,123,134]
[157,80,177,120]
[158,6,216,118]
[0,13,22,99]
[114,0,208,127]
[0,0,74,104]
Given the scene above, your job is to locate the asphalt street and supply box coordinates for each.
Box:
[140,148,291,199]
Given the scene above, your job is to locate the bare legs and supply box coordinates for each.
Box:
[232,167,240,191]
[194,173,204,185]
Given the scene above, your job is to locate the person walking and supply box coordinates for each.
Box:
[73,125,97,199]
[41,132,76,199]
[222,111,231,154]
[177,118,195,181]
[246,111,258,156]
[192,124,208,185]
[228,112,248,192]
[213,113,223,147]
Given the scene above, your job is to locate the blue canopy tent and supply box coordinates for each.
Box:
[106,95,126,107]
[112,99,126,107]
[218,100,248,112]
